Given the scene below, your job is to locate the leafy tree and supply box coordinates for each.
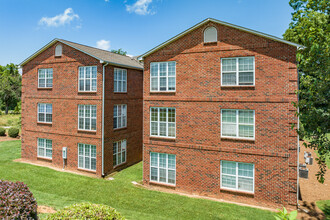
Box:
[111,48,127,56]
[283,0,329,183]
[0,64,21,114]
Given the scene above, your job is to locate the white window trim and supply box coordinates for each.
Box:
[38,68,53,88]
[37,138,52,159]
[113,104,127,129]
[113,139,127,167]
[150,152,176,186]
[220,109,255,140]
[220,161,255,193]
[114,68,127,93]
[78,66,97,92]
[78,143,97,171]
[150,61,176,92]
[78,105,97,131]
[204,26,217,43]
[220,57,255,86]
[150,107,176,138]
[37,103,52,124]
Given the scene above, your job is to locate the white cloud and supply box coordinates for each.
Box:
[105,0,109,2]
[96,40,111,50]
[126,0,154,15]
[39,8,79,27]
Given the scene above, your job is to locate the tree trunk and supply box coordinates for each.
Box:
[5,105,8,114]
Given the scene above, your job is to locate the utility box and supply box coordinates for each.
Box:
[299,168,309,179]
[62,147,67,159]
[306,157,313,165]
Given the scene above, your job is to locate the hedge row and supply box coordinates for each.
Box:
[0,127,19,138]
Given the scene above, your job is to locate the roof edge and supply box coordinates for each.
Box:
[139,18,304,59]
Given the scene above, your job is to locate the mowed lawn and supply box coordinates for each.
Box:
[0,140,275,220]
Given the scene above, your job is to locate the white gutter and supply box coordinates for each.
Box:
[102,61,109,177]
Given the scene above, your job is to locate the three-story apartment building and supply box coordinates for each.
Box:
[20,39,143,176]
[140,18,301,208]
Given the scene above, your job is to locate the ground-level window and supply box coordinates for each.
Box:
[37,138,52,159]
[38,103,52,123]
[221,57,254,86]
[221,161,254,193]
[150,107,176,138]
[78,144,96,171]
[150,152,176,185]
[113,104,127,129]
[78,105,97,131]
[113,139,126,166]
[221,109,255,139]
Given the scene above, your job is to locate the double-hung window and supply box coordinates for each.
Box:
[150,61,176,91]
[78,143,96,171]
[221,109,255,139]
[79,66,97,92]
[113,139,126,166]
[114,68,127,92]
[38,103,52,123]
[113,104,127,129]
[78,105,97,131]
[150,152,176,185]
[38,68,53,88]
[37,138,52,159]
[221,161,254,193]
[221,57,254,86]
[150,107,175,138]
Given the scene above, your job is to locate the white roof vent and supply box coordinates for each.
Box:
[55,44,62,57]
[204,26,217,43]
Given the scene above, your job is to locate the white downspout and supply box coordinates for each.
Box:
[102,61,109,177]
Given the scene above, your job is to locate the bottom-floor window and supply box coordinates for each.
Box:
[113,139,126,166]
[37,138,52,159]
[78,144,96,171]
[150,152,176,185]
[221,161,254,193]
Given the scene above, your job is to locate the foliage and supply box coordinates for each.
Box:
[46,203,125,220]
[274,207,297,220]
[283,0,330,183]
[111,48,127,56]
[0,141,274,220]
[8,127,19,138]
[0,64,21,114]
[13,100,21,114]
[0,127,5,136]
[0,114,21,127]
[0,180,37,219]
[316,200,330,218]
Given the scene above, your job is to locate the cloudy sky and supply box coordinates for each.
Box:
[0,0,293,65]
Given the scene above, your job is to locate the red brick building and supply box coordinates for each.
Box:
[140,18,302,208]
[20,39,143,177]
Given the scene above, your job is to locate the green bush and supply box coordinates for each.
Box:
[0,127,5,136]
[274,207,297,220]
[8,127,19,138]
[46,203,125,220]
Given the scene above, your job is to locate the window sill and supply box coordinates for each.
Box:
[78,130,97,134]
[149,181,176,188]
[221,137,255,142]
[114,92,127,94]
[113,161,127,169]
[37,156,52,161]
[37,122,52,126]
[221,85,255,89]
[150,136,176,141]
[220,188,254,197]
[77,168,96,173]
[150,91,176,94]
[77,91,97,94]
[203,41,218,46]
[113,127,127,131]
[37,87,52,90]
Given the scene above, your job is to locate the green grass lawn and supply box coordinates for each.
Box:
[316,200,330,218]
[0,140,275,220]
[0,113,20,127]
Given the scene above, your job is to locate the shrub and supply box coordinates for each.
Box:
[0,127,5,136]
[8,127,19,138]
[0,180,37,219]
[46,203,125,220]
[274,207,297,220]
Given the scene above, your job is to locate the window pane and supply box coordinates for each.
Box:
[78,144,84,156]
[79,118,84,130]
[168,170,176,184]
[46,114,52,123]
[168,154,176,169]
[151,122,158,136]
[91,158,96,170]
[113,154,117,166]
[239,125,254,138]
[222,124,236,137]
[78,156,84,168]
[239,72,253,85]
[159,77,166,91]
[159,109,166,122]
[92,67,97,78]
[168,77,175,91]
[38,104,45,113]
[151,167,158,181]
[159,168,166,183]
[168,62,175,76]
[168,123,175,137]
[159,154,166,168]
[159,123,166,136]
[238,163,253,177]
[222,110,236,123]
[91,119,96,130]
[85,67,91,78]
[46,104,52,113]
[151,63,158,77]
[46,149,52,158]
[85,79,91,91]
[222,161,236,175]
[168,109,175,122]
[159,63,166,76]
[238,177,253,192]
[222,175,236,189]
[79,80,84,91]
[91,106,97,118]
[92,79,97,91]
[79,67,84,79]
[85,157,90,169]
[39,79,45,87]
[222,73,236,85]
[222,59,236,71]
[38,113,45,122]
[151,78,158,91]
[150,153,158,167]
[238,110,254,124]
[239,57,254,71]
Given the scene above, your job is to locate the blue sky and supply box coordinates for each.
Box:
[0,0,293,66]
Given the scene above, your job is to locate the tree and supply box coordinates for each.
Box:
[0,64,22,114]
[283,0,329,183]
[110,48,127,56]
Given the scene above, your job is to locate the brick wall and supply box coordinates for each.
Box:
[142,21,298,208]
[22,42,143,177]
